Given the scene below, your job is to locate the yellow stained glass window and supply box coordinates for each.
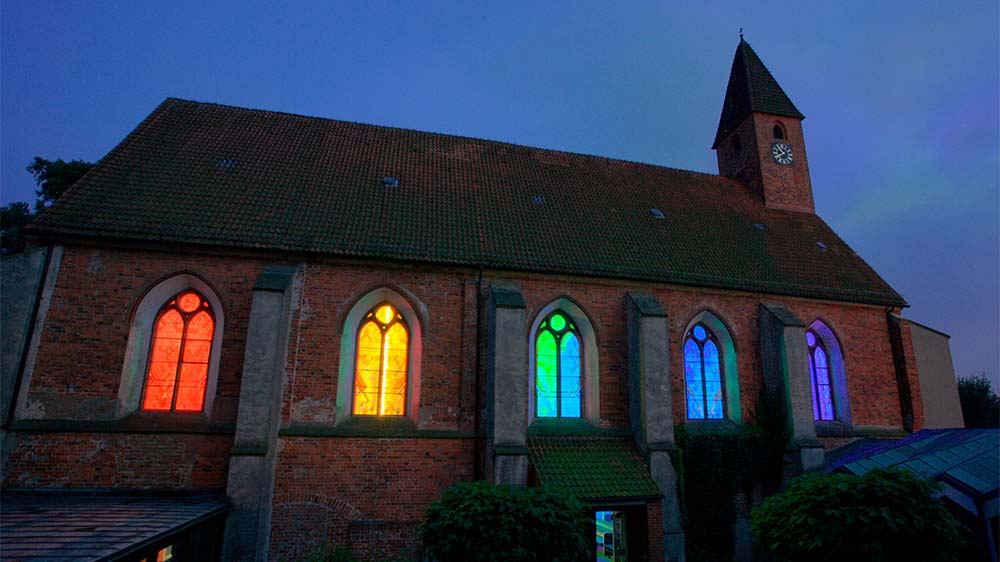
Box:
[353,303,409,415]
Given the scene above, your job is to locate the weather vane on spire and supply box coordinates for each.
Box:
[739,28,744,40]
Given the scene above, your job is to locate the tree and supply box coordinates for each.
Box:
[958,374,1000,428]
[751,468,962,562]
[26,156,93,212]
[1,201,33,254]
[0,157,92,254]
[419,481,590,562]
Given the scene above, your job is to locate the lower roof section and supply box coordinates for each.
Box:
[527,436,663,502]
[0,490,228,561]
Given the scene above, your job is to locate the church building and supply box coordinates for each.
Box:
[0,39,962,562]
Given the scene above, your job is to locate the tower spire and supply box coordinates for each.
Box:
[712,39,803,149]
[712,40,815,213]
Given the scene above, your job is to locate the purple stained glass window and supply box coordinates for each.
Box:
[535,311,582,418]
[807,329,835,421]
[684,324,725,420]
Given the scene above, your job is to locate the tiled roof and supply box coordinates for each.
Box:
[29,98,903,306]
[713,39,805,148]
[0,491,228,561]
[828,428,1000,505]
[527,436,662,501]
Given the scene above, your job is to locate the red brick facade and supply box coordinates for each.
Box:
[2,242,922,559]
[716,113,815,213]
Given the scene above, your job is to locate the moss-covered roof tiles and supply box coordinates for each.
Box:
[28,98,904,306]
[527,437,662,501]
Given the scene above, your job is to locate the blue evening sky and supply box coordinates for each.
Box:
[3,1,997,388]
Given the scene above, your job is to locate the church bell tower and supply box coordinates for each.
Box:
[713,39,815,213]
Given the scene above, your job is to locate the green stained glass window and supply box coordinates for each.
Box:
[535,310,582,418]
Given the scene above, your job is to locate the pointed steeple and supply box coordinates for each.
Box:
[712,39,804,148]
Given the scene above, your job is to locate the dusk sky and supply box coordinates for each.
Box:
[3,1,997,388]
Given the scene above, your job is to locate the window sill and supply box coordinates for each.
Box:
[814,420,851,436]
[527,418,630,437]
[815,423,907,438]
[281,417,473,439]
[9,414,235,435]
[680,419,741,436]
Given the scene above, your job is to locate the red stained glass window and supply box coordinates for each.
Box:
[142,291,214,412]
[353,303,408,416]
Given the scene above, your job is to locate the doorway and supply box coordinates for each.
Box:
[595,506,648,562]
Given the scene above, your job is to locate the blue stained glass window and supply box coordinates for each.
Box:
[807,330,835,421]
[535,311,583,418]
[684,323,726,420]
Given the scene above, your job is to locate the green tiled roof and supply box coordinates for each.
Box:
[713,39,805,148]
[527,437,662,501]
[28,98,904,306]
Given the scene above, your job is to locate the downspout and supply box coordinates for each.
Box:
[473,266,484,480]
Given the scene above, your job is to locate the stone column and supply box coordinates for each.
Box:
[627,293,685,562]
[484,284,528,485]
[758,304,824,476]
[223,266,298,562]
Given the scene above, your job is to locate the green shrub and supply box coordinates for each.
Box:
[418,481,590,562]
[751,467,963,562]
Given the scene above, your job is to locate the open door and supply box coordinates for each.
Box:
[596,510,628,562]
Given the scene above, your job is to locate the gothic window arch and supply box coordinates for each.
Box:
[528,299,599,423]
[118,273,225,418]
[806,320,852,425]
[684,324,724,419]
[773,123,785,139]
[336,287,423,424]
[352,303,409,416]
[534,310,582,418]
[142,291,215,411]
[806,329,834,420]
[683,311,741,422]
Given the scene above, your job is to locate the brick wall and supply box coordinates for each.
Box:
[4,243,916,558]
[269,437,475,560]
[2,431,231,489]
[3,244,271,489]
[715,113,815,212]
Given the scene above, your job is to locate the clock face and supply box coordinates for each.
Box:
[772,142,794,165]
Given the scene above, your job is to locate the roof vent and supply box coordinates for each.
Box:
[754,223,765,231]
[383,176,400,188]
[531,194,546,205]
[650,208,665,219]
[216,159,237,169]
[816,241,828,249]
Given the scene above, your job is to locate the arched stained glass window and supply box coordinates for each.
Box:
[353,303,409,416]
[142,291,215,412]
[684,324,725,420]
[807,330,835,420]
[535,311,582,418]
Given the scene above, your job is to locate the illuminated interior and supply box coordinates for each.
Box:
[807,330,835,420]
[596,510,626,562]
[684,324,724,420]
[353,303,408,415]
[142,291,214,411]
[535,311,582,417]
